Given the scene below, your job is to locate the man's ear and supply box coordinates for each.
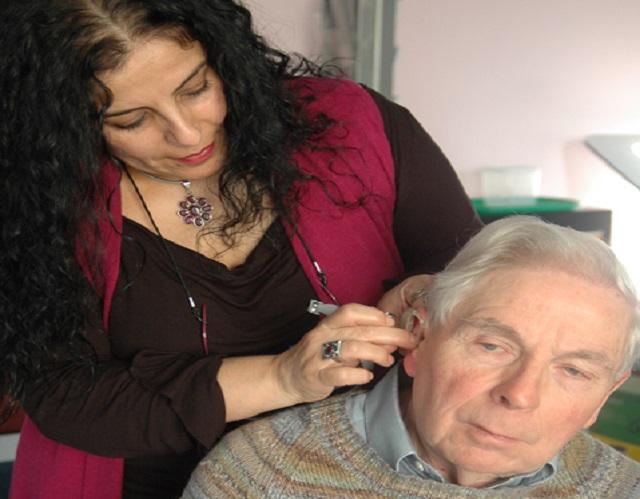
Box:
[400,305,428,339]
[403,347,418,378]
[583,370,631,428]
[403,314,429,378]
[412,304,428,335]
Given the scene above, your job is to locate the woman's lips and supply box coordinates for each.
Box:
[175,142,215,165]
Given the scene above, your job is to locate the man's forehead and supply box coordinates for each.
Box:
[446,268,631,370]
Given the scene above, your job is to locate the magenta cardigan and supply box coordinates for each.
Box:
[10,78,402,498]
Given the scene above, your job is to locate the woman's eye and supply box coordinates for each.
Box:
[185,79,210,98]
[110,115,146,131]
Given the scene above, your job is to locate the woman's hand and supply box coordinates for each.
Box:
[376,274,433,319]
[219,304,417,422]
[272,304,418,405]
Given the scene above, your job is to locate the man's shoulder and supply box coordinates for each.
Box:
[566,431,640,470]
[184,393,368,498]
[555,431,640,496]
[207,392,355,461]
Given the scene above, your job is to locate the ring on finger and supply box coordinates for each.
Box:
[384,311,397,323]
[321,340,343,361]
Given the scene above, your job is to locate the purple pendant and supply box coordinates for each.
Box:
[176,182,213,226]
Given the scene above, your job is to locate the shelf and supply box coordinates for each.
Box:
[477,208,612,244]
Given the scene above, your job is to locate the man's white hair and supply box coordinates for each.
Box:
[424,216,640,374]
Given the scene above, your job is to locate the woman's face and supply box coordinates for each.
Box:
[99,37,227,181]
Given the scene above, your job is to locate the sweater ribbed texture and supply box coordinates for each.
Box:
[183,393,640,498]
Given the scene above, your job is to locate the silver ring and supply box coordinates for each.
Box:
[321,340,343,360]
[384,311,397,323]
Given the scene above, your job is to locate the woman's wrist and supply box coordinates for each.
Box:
[270,350,304,406]
[218,354,302,422]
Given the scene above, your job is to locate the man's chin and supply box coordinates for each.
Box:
[444,450,540,487]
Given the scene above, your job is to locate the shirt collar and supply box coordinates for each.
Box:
[361,364,558,489]
[363,363,416,468]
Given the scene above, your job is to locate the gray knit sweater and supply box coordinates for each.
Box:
[183,394,640,498]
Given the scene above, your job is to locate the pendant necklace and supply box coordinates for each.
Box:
[141,171,214,227]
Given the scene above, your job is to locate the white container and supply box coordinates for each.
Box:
[480,166,541,205]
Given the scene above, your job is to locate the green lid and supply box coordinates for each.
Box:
[472,197,579,216]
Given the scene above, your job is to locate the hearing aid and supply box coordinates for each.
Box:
[400,307,425,336]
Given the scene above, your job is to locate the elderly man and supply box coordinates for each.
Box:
[183,216,640,498]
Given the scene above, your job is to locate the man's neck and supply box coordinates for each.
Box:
[398,382,503,488]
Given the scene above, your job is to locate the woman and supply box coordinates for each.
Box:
[0,0,481,497]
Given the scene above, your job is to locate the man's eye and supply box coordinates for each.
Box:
[563,366,587,379]
[480,342,501,352]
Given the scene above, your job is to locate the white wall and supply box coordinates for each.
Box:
[0,434,18,463]
[248,0,640,286]
[394,0,640,286]
[243,0,324,59]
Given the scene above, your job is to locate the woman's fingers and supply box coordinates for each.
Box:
[320,302,395,328]
[318,365,374,387]
[316,323,418,352]
[273,303,419,405]
[320,339,396,367]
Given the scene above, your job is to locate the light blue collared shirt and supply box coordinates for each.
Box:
[346,364,558,489]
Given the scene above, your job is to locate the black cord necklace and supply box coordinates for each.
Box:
[121,163,339,355]
[123,166,209,355]
[289,222,339,305]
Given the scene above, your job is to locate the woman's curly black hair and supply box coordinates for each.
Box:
[0,0,331,403]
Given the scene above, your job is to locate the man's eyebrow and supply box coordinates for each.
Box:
[460,317,616,371]
[457,317,522,343]
[104,61,208,118]
[556,350,616,372]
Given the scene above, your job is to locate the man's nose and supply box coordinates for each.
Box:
[490,360,544,410]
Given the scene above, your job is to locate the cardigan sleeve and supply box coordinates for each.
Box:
[364,87,483,275]
[21,323,226,458]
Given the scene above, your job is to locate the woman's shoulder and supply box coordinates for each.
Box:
[286,75,365,97]
[286,76,375,118]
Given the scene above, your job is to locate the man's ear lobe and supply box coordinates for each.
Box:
[403,348,418,378]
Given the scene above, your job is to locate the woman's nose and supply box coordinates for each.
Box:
[164,110,201,147]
